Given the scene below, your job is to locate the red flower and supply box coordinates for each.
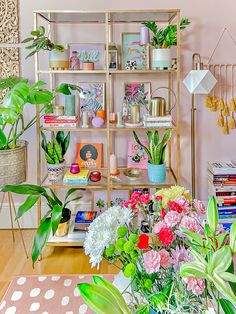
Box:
[139,193,151,204]
[167,201,183,213]
[161,207,166,219]
[137,234,149,249]
[158,227,175,246]
[124,199,137,210]
[131,191,141,201]
[155,195,163,202]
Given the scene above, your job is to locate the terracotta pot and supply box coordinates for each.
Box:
[82,62,95,70]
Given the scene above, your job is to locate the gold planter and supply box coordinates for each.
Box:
[55,219,70,237]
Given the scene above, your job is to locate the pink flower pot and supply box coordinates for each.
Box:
[82,62,95,70]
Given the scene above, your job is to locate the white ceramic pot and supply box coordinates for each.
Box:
[49,49,69,70]
[47,162,65,182]
[152,48,172,69]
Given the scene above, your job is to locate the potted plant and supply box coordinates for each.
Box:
[143,18,190,69]
[56,83,83,116]
[133,130,171,183]
[41,130,70,182]
[78,50,99,70]
[2,184,81,265]
[22,26,69,70]
[0,77,54,187]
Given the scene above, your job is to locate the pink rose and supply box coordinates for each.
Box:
[153,221,166,234]
[140,193,151,204]
[193,199,206,216]
[179,216,200,233]
[164,211,180,228]
[144,250,160,274]
[174,196,190,214]
[186,276,205,296]
[159,249,172,269]
[131,191,141,201]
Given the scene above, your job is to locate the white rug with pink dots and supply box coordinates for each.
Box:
[0,274,115,314]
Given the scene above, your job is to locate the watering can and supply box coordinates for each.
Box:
[149,87,176,117]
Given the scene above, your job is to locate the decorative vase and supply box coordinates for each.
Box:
[152,48,172,69]
[47,162,65,182]
[82,62,94,70]
[0,140,28,187]
[55,208,71,237]
[147,163,166,183]
[65,95,76,116]
[49,49,69,70]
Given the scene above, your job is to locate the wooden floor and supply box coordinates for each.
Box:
[0,230,118,300]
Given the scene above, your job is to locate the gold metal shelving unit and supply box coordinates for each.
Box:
[34,9,181,247]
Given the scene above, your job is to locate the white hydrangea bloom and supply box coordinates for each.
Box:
[84,206,133,268]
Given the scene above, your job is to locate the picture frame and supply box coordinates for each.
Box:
[69,43,105,70]
[124,81,151,115]
[127,140,148,169]
[121,33,147,70]
[78,82,105,115]
[77,142,103,169]
[92,190,130,215]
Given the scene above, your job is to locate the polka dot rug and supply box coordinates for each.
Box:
[0,274,114,314]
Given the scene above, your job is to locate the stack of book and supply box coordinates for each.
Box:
[63,169,90,186]
[68,211,97,240]
[143,114,173,128]
[43,115,78,128]
[208,161,236,231]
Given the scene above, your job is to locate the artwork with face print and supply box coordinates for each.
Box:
[77,143,102,169]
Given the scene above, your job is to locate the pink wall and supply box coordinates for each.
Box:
[18,0,236,201]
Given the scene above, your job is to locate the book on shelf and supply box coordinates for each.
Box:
[75,210,97,223]
[208,161,236,175]
[143,114,172,122]
[43,115,78,121]
[143,121,173,128]
[68,210,97,239]
[43,122,78,128]
[127,140,148,169]
[63,169,89,185]
[68,222,87,240]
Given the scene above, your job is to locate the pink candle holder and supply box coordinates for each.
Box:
[70,163,80,174]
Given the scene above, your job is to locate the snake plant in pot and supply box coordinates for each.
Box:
[143,18,190,69]
[1,184,81,265]
[133,130,171,183]
[41,131,70,182]
[0,77,53,187]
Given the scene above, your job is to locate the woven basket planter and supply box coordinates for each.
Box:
[0,140,28,188]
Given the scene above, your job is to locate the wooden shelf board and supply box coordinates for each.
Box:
[109,123,176,132]
[41,125,108,132]
[37,69,177,74]
[38,70,106,74]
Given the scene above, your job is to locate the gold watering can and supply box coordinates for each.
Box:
[149,87,177,117]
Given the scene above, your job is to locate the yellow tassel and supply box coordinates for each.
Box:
[223,119,229,135]
[205,96,212,108]
[229,115,236,129]
[229,99,236,112]
[210,102,217,111]
[217,112,224,127]
[217,98,225,110]
[222,105,230,116]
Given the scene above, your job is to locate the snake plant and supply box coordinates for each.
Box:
[133,130,171,165]
[41,131,70,164]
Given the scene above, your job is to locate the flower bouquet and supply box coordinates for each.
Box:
[78,186,236,314]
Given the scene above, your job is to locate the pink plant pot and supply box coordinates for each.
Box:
[82,62,95,70]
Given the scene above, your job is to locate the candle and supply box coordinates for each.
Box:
[82,111,89,127]
[110,154,118,175]
[52,105,64,116]
[97,110,106,120]
[140,26,150,45]
[116,111,123,127]
[109,112,117,124]
[130,104,140,123]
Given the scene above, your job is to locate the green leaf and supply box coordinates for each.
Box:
[51,204,63,235]
[64,188,80,202]
[190,249,207,266]
[64,195,82,208]
[219,298,236,314]
[31,30,40,36]
[179,261,207,279]
[2,184,46,195]
[135,305,150,314]
[63,132,70,156]
[49,189,62,206]
[230,220,236,253]
[78,283,125,314]
[93,276,130,314]
[38,26,45,36]
[181,227,203,245]
[0,128,7,149]
[32,217,51,266]
[22,37,34,43]
[212,273,236,306]
[219,272,236,283]
[208,246,232,275]
[133,131,152,162]
[16,194,40,219]
[207,196,218,233]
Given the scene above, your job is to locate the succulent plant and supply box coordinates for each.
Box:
[41,131,70,164]
[133,130,171,165]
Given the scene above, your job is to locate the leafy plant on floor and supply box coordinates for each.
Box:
[133,130,171,165]
[143,18,190,48]
[0,77,54,150]
[55,83,83,95]
[22,26,65,59]
[1,184,81,266]
[41,131,70,164]
[180,196,236,314]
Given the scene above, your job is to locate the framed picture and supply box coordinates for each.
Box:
[69,43,105,70]
[121,33,147,70]
[127,140,148,169]
[124,82,151,115]
[78,82,105,115]
[77,143,103,169]
[93,190,130,214]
